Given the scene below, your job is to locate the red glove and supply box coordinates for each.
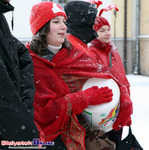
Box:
[87,86,113,105]
[66,86,113,115]
[113,85,133,131]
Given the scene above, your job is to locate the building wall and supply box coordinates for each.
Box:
[111,0,132,38]
[110,0,149,76]
[140,1,149,35]
[139,37,149,75]
[139,1,149,76]
[110,0,135,74]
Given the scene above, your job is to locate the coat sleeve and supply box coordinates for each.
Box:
[0,33,39,141]
[14,37,35,113]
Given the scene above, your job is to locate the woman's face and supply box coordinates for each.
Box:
[97,25,111,43]
[47,16,67,46]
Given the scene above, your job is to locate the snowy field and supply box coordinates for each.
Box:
[122,74,149,150]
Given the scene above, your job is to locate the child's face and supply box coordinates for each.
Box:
[97,25,111,43]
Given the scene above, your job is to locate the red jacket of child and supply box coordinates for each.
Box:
[88,39,130,93]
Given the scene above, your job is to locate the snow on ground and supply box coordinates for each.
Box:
[122,74,149,150]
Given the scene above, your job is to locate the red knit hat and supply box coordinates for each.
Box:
[93,4,119,31]
[93,16,110,31]
[30,1,67,35]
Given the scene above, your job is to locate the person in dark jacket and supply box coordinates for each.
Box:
[64,0,98,50]
[0,0,39,148]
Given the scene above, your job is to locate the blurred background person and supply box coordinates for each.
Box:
[0,0,39,148]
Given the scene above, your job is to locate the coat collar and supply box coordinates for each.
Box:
[91,39,111,53]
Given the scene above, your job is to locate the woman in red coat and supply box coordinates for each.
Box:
[27,1,113,149]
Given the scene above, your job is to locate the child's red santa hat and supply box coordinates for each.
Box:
[93,4,119,31]
[30,1,67,35]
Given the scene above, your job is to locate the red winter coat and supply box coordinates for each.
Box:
[88,39,130,93]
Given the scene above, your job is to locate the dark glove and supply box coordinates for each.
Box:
[113,85,133,131]
[66,86,113,114]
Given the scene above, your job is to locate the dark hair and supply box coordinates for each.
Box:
[30,21,71,56]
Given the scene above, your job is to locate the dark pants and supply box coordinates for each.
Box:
[108,129,123,149]
[43,135,67,150]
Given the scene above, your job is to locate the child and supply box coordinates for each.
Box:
[88,11,133,147]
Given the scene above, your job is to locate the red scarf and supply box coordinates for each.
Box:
[26,41,129,149]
